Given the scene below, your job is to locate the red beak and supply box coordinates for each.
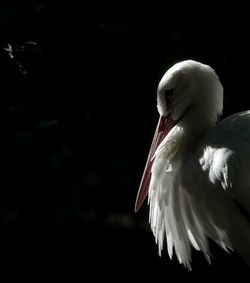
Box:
[134,114,177,212]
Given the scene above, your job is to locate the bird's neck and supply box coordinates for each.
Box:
[170,112,217,161]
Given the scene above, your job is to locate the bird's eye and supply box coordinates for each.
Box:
[164,89,173,104]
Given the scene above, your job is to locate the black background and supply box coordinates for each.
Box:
[1,1,250,281]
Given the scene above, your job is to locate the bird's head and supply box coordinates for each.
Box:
[135,60,223,212]
[157,60,223,123]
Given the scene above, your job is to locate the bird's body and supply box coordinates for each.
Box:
[135,60,250,269]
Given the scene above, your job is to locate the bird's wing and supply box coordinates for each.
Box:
[195,111,250,216]
[179,111,250,266]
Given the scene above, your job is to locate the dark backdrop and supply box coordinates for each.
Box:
[1,1,250,281]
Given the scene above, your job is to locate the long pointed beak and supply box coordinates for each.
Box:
[135,114,176,212]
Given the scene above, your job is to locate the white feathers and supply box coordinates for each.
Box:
[199,146,234,190]
[147,60,250,269]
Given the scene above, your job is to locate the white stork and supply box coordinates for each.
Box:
[135,60,250,270]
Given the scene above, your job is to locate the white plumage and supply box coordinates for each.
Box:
[135,60,250,270]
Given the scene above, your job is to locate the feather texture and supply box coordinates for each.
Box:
[141,60,250,269]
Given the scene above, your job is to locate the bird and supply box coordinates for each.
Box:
[135,60,250,270]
